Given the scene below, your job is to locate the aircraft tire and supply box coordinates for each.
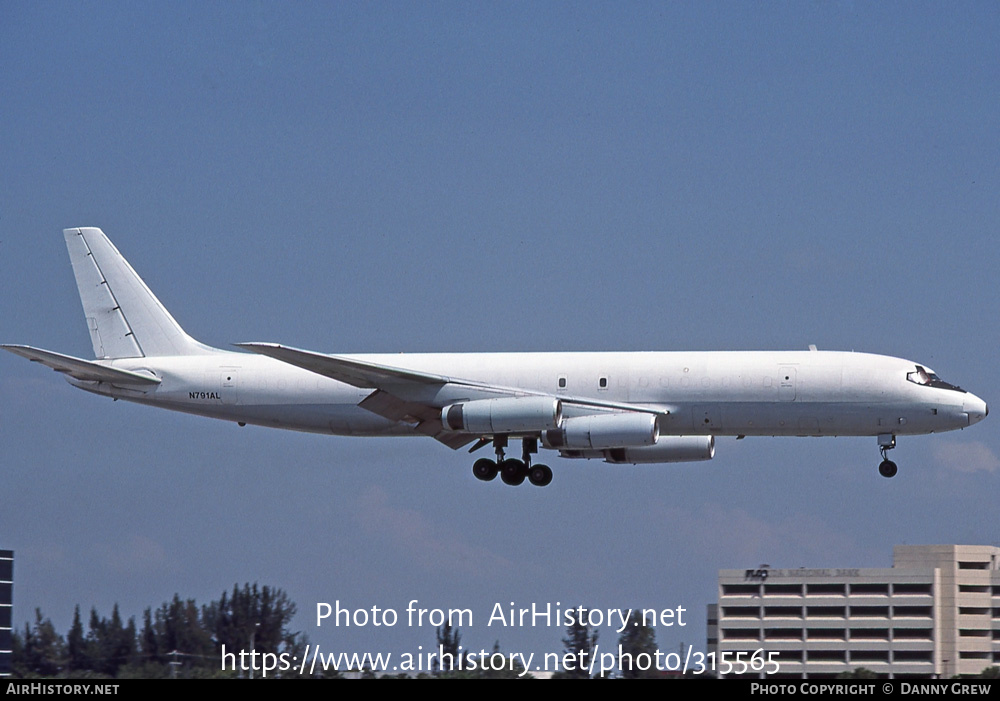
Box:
[500,459,526,486]
[528,464,553,487]
[878,459,898,478]
[473,458,499,481]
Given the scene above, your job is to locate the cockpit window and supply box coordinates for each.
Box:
[906,365,964,392]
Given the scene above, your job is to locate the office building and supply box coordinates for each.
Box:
[0,550,12,677]
[708,545,1000,678]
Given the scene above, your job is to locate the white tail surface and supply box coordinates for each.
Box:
[64,227,208,358]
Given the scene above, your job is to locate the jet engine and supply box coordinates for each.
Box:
[441,396,562,434]
[559,435,715,464]
[542,412,659,450]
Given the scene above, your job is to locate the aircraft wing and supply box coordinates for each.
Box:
[236,343,671,450]
[235,342,487,448]
[1,345,161,386]
[234,342,453,388]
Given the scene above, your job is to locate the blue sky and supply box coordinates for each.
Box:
[2,2,999,669]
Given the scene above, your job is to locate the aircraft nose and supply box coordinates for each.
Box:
[963,394,988,425]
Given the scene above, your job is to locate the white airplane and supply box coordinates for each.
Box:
[4,228,988,486]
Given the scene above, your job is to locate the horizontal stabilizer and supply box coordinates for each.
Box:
[1,345,161,385]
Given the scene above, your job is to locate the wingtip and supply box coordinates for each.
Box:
[2,344,34,355]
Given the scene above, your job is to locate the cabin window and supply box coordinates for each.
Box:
[558,377,567,389]
[599,377,608,389]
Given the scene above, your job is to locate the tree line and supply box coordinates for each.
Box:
[12,594,686,679]
[13,583,304,678]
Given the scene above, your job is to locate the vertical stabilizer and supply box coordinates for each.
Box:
[64,227,207,358]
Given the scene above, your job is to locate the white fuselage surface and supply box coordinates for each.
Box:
[76,348,982,440]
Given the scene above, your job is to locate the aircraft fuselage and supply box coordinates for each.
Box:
[72,348,984,439]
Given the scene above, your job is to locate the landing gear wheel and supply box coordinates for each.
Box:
[500,459,526,486]
[472,458,498,482]
[528,464,553,487]
[877,434,898,478]
[878,459,897,478]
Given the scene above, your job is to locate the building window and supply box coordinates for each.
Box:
[852,650,889,662]
[806,606,845,617]
[721,606,759,618]
[892,650,933,662]
[722,629,760,640]
[893,628,932,640]
[851,606,890,618]
[808,650,846,662]
[808,628,846,640]
[894,606,933,618]
[764,606,802,618]
[764,628,802,640]
[850,628,888,640]
[959,607,990,616]
[959,651,990,660]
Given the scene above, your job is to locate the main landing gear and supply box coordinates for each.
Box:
[471,437,553,487]
[878,434,898,478]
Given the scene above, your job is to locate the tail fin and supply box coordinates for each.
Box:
[64,227,209,358]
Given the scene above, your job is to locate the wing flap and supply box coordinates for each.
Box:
[429,429,478,450]
[359,389,476,450]
[358,389,438,423]
[1,345,161,386]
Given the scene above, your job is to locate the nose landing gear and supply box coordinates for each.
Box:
[878,434,897,478]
